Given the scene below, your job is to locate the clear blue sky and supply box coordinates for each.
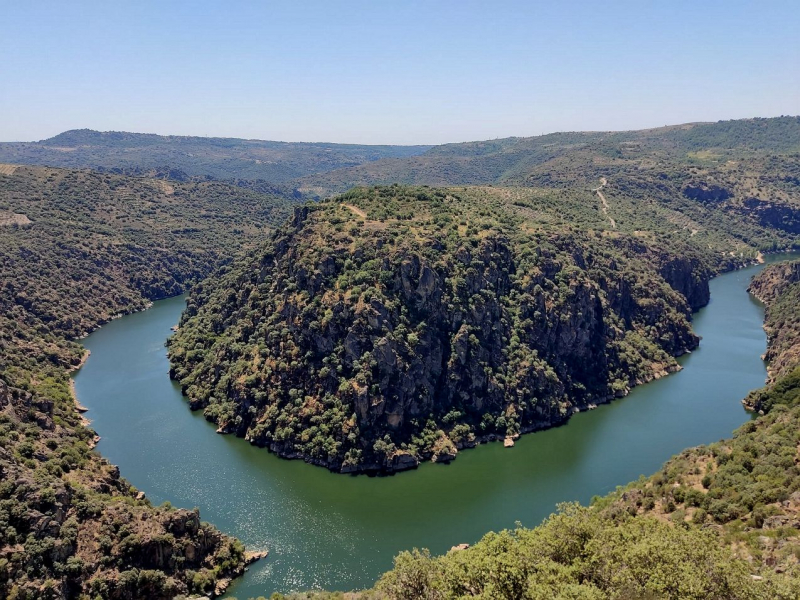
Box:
[1,0,798,144]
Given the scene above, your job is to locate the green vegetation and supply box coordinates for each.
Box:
[747,261,800,385]
[0,129,431,183]
[5,117,800,598]
[331,506,788,599]
[0,165,291,599]
[296,116,800,197]
[168,176,794,473]
[266,260,800,600]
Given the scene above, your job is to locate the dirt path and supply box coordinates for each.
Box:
[592,177,616,229]
[341,203,367,219]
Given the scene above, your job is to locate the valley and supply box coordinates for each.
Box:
[2,117,800,599]
[71,254,789,596]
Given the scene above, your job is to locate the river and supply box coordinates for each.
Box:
[72,256,790,597]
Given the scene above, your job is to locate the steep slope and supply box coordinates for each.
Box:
[168,183,793,474]
[0,130,431,183]
[278,267,800,600]
[745,260,800,410]
[0,165,291,599]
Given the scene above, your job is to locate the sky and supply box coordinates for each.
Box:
[1,0,799,145]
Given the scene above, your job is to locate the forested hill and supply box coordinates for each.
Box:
[295,116,800,196]
[287,268,800,600]
[167,178,797,475]
[0,164,295,598]
[0,129,432,183]
[3,118,798,197]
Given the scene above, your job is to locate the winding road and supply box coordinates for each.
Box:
[592,177,616,229]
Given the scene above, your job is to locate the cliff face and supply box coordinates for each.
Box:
[748,260,800,305]
[658,254,711,310]
[741,198,800,235]
[747,260,800,390]
[169,186,711,473]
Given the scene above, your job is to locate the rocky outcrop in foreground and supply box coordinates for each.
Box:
[0,378,253,600]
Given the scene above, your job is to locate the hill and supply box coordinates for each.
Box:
[167,179,796,474]
[0,164,295,599]
[272,260,800,600]
[0,130,431,183]
[295,117,800,197]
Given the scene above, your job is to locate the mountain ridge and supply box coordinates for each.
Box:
[0,129,432,184]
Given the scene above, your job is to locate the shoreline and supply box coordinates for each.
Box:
[69,349,92,424]
[73,253,793,472]
[183,250,797,475]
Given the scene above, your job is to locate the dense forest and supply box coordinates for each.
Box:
[0,165,294,599]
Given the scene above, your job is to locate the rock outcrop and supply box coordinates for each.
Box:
[0,377,253,600]
[746,260,800,393]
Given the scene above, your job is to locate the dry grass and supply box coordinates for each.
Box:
[0,211,31,226]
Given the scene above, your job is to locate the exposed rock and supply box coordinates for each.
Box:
[763,515,800,530]
[741,198,800,234]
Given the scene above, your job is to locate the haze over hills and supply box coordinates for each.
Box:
[0,129,432,184]
[4,118,798,208]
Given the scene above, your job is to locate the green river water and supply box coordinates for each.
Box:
[72,256,792,597]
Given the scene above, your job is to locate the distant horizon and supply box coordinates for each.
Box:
[2,1,798,145]
[3,113,798,147]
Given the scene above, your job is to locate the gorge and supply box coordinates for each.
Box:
[72,254,791,596]
[3,116,800,598]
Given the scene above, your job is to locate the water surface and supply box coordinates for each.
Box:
[73,256,790,597]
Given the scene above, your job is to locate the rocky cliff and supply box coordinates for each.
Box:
[169,186,713,473]
[746,259,800,393]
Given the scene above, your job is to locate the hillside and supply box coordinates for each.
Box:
[745,261,800,410]
[0,130,431,183]
[167,181,796,474]
[272,260,800,600]
[295,117,800,197]
[0,165,294,599]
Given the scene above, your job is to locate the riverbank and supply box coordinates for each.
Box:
[72,257,788,597]
[281,278,800,599]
